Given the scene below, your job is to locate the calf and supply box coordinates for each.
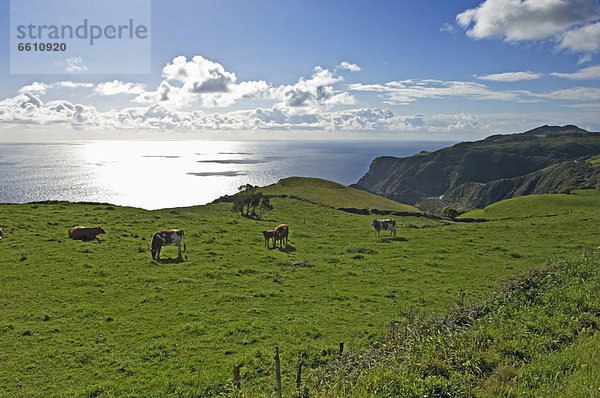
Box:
[68,225,106,241]
[151,229,186,260]
[371,219,396,237]
[273,224,289,248]
[261,229,275,247]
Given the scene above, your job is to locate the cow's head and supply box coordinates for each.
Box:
[0,228,5,239]
[97,226,107,235]
[370,219,377,227]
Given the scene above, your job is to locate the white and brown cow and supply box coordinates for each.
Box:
[151,229,186,260]
[0,227,5,241]
[68,225,106,241]
[273,224,289,248]
[371,219,396,237]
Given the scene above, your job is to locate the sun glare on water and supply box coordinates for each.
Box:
[79,140,253,209]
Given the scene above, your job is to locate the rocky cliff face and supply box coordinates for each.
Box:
[352,125,600,209]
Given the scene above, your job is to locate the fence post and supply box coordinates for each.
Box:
[296,359,304,390]
[233,363,241,390]
[274,346,282,398]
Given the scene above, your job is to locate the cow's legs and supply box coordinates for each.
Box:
[177,242,182,258]
[156,247,161,260]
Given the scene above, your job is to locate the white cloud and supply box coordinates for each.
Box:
[348,79,526,104]
[94,80,146,96]
[476,71,542,82]
[558,21,600,53]
[457,0,599,41]
[270,66,354,112]
[535,87,600,101]
[54,81,95,89]
[65,57,89,73]
[133,55,269,109]
[337,62,361,72]
[18,82,50,94]
[551,64,600,80]
[457,0,600,56]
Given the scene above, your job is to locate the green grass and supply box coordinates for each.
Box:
[313,251,600,397]
[459,189,600,220]
[588,154,600,169]
[0,187,599,396]
[258,176,419,212]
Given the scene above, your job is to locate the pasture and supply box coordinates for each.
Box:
[0,186,599,396]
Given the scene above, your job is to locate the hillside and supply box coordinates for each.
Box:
[258,176,420,213]
[353,125,600,210]
[0,186,599,396]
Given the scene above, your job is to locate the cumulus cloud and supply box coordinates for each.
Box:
[133,55,269,109]
[457,0,600,54]
[551,64,600,80]
[457,0,599,41]
[476,71,542,82]
[18,82,50,94]
[94,80,146,96]
[270,66,355,112]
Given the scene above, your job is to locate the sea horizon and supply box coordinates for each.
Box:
[0,139,455,210]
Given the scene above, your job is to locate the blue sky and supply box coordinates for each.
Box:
[1,0,600,141]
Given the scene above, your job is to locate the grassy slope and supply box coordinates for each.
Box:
[315,252,600,397]
[459,189,600,220]
[258,176,419,212]
[0,187,599,396]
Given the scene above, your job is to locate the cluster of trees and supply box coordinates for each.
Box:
[232,184,273,218]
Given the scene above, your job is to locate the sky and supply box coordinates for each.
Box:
[1,0,600,141]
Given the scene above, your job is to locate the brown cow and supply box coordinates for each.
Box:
[371,219,396,237]
[261,230,275,247]
[0,227,5,240]
[273,224,289,248]
[68,225,106,241]
[151,229,186,260]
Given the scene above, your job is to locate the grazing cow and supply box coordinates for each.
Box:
[371,219,396,237]
[68,225,106,241]
[273,224,289,248]
[0,227,5,240]
[151,229,186,260]
[261,230,275,247]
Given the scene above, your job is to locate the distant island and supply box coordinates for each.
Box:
[352,125,600,211]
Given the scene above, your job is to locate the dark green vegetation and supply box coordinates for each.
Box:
[353,125,600,210]
[0,181,599,396]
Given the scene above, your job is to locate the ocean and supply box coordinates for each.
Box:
[0,140,453,209]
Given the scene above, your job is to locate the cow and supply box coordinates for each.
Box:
[371,219,396,237]
[273,224,289,248]
[151,229,186,260]
[0,227,5,240]
[68,225,106,241]
[261,229,275,247]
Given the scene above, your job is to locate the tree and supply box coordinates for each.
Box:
[258,196,273,218]
[441,207,459,221]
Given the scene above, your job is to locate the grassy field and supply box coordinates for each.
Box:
[0,183,599,396]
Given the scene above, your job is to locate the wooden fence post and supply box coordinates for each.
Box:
[274,346,282,398]
[233,363,241,390]
[296,359,304,390]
